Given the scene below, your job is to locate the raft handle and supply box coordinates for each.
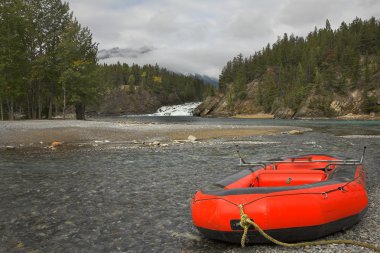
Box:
[360,146,367,163]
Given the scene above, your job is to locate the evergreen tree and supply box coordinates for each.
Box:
[0,0,28,120]
[58,20,98,120]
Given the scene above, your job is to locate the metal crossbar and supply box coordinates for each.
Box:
[237,147,366,169]
[240,159,360,165]
[239,159,362,171]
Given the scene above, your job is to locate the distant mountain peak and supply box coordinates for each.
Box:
[194,74,219,86]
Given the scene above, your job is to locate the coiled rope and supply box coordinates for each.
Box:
[239,204,380,251]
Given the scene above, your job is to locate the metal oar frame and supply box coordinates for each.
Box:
[239,158,363,172]
[237,147,366,173]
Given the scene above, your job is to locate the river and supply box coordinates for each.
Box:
[0,117,379,253]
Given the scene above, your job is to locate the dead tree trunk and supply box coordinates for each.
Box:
[0,96,3,121]
[63,86,66,120]
[48,95,53,119]
[38,95,42,119]
[6,97,14,120]
[75,102,85,120]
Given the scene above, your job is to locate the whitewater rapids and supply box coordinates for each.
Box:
[149,102,202,116]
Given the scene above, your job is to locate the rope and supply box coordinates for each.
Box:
[238,204,380,251]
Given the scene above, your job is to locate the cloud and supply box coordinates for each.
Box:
[226,12,274,40]
[65,0,379,78]
[277,0,341,28]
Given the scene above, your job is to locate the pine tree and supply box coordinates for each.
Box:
[57,20,98,120]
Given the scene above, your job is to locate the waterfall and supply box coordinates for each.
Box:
[150,102,201,116]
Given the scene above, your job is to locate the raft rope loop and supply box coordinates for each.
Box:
[238,204,380,251]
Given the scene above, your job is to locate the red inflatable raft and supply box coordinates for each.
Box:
[191,153,368,244]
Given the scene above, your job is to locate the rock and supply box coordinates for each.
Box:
[15,242,24,249]
[170,231,202,241]
[51,141,63,147]
[64,221,76,226]
[187,135,197,142]
[273,107,295,119]
[6,146,16,150]
[173,140,186,143]
[151,141,160,146]
[193,94,229,117]
[288,130,303,135]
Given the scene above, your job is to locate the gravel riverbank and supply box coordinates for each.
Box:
[0,119,306,149]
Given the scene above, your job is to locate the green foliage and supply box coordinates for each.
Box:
[0,0,97,119]
[0,0,29,119]
[219,17,380,113]
[362,95,380,113]
[0,0,214,120]
[308,97,335,117]
[57,19,99,117]
[226,91,235,110]
[96,64,214,104]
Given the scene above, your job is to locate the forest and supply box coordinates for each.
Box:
[218,17,380,116]
[95,63,214,116]
[0,0,213,120]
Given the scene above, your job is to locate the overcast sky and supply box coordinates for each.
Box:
[65,0,379,78]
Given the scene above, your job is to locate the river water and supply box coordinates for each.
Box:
[0,117,379,253]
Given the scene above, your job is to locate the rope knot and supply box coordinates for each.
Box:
[240,214,252,228]
[238,204,253,247]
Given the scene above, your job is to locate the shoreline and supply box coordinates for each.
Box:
[0,119,307,149]
[231,113,380,120]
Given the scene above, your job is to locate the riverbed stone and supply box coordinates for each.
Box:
[188,135,197,142]
[288,130,304,135]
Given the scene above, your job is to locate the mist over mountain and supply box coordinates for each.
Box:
[98,46,155,60]
[194,74,219,87]
[98,47,219,87]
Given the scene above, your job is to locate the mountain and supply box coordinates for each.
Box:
[196,17,380,119]
[91,63,216,115]
[97,48,219,87]
[194,74,219,87]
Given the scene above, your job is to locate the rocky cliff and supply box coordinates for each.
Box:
[210,18,380,119]
[93,86,184,115]
[195,84,380,119]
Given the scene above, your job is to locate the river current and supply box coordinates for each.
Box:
[0,117,379,253]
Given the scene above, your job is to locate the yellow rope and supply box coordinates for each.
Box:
[238,204,380,251]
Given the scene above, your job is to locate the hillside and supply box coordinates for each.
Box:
[93,63,215,115]
[195,17,380,119]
